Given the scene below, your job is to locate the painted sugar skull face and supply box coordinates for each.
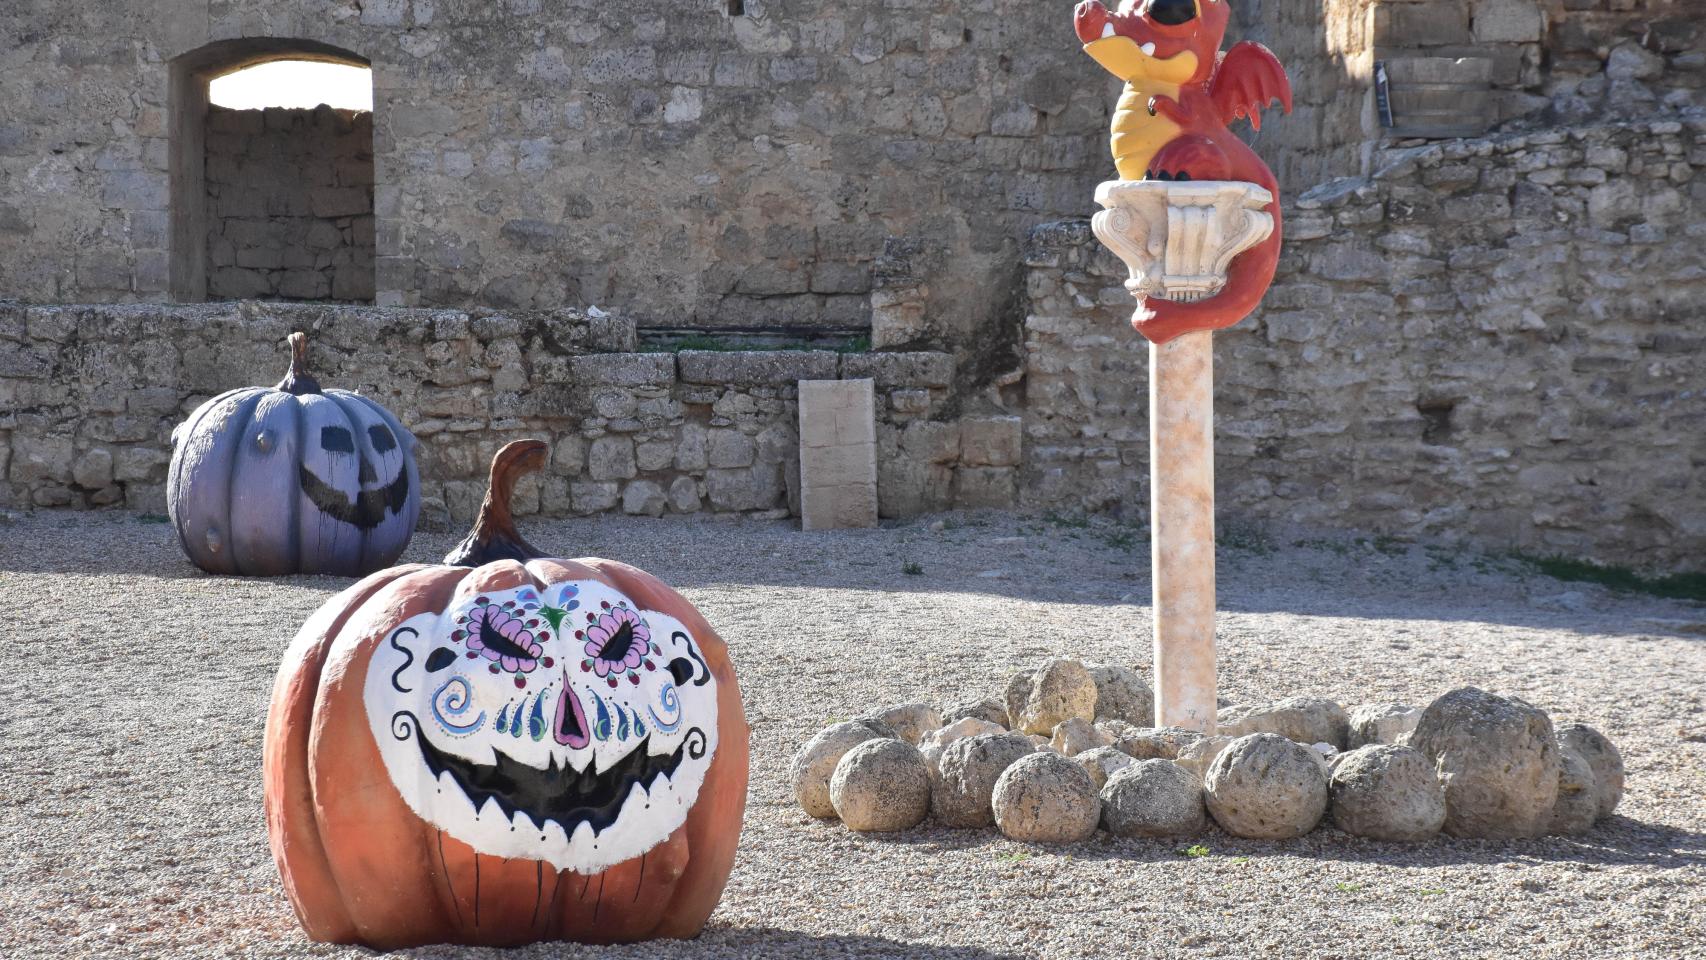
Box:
[365,578,719,875]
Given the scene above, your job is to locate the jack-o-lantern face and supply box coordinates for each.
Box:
[263,440,748,950]
[365,579,720,875]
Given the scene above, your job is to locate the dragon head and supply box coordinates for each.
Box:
[1074,0,1230,85]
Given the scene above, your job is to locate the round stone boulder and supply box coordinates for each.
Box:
[829,738,931,832]
[932,732,1038,828]
[1089,664,1154,727]
[1347,702,1422,749]
[1557,722,1623,818]
[1075,745,1135,789]
[1548,744,1599,836]
[919,717,1006,775]
[1008,658,1098,735]
[1218,697,1350,749]
[1174,735,1233,782]
[1328,744,1446,842]
[860,702,943,745]
[789,719,891,818]
[992,751,1101,843]
[1410,687,1559,839]
[1204,733,1329,839]
[1115,726,1205,761]
[1100,759,1206,838]
[942,695,1009,729]
[1051,717,1113,756]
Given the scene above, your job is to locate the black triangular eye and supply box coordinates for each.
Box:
[320,426,354,453]
[1146,0,1196,25]
[368,424,397,453]
[425,648,457,672]
[668,658,696,686]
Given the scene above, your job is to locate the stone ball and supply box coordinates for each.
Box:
[1174,735,1233,782]
[942,695,1009,729]
[1050,717,1112,756]
[1009,658,1098,735]
[1096,718,1139,741]
[1347,702,1422,749]
[1411,687,1560,839]
[1114,726,1205,761]
[992,751,1101,843]
[919,717,1007,776]
[933,732,1038,828]
[1003,669,1036,733]
[1075,745,1135,789]
[1100,759,1206,838]
[859,702,943,745]
[1557,722,1623,818]
[790,719,891,818]
[1328,744,1446,842]
[828,738,931,833]
[1549,743,1599,836]
[1204,733,1329,839]
[1218,697,1350,749]
[1089,664,1154,727]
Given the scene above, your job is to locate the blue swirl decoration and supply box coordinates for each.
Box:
[647,681,683,733]
[430,676,485,735]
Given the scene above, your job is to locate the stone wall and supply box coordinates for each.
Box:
[0,300,1020,524]
[204,106,375,302]
[1021,114,1706,571]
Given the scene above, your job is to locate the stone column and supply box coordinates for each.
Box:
[1149,330,1216,731]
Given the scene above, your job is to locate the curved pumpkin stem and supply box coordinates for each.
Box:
[443,439,550,567]
[277,331,324,396]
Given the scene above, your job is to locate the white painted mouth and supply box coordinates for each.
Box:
[1101,23,1116,38]
[1141,41,1157,56]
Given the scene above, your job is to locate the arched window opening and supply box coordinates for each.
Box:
[170,40,375,304]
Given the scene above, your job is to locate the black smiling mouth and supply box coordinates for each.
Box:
[393,712,707,838]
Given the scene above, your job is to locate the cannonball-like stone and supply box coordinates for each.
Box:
[1050,717,1112,756]
[1549,744,1599,836]
[1115,726,1204,761]
[919,717,1006,774]
[1096,718,1139,741]
[933,732,1037,827]
[1347,702,1422,749]
[1075,745,1135,789]
[1328,744,1446,842]
[828,738,931,832]
[1411,687,1560,839]
[860,702,942,745]
[1218,697,1350,749]
[1557,722,1623,818]
[1174,735,1233,782]
[992,751,1101,843]
[1003,669,1036,732]
[1204,733,1329,839]
[1089,664,1154,727]
[942,695,1009,728]
[1009,658,1097,735]
[1101,759,1206,837]
[790,720,891,818]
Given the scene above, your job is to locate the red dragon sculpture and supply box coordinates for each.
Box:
[1074,0,1292,344]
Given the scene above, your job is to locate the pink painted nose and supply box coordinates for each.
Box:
[553,673,590,748]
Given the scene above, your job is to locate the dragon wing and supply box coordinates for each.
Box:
[1209,41,1292,131]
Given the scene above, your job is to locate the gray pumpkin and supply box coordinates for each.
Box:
[167,332,421,576]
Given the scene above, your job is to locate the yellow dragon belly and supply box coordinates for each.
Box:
[1110,82,1182,181]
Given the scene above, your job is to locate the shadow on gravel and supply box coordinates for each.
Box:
[386,927,1029,959]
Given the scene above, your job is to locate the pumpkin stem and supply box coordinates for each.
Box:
[277,331,323,396]
[443,439,550,567]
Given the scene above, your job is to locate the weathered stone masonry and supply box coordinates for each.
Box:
[0,301,1021,525]
[1022,116,1706,571]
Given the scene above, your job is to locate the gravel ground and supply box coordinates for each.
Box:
[3,510,1704,960]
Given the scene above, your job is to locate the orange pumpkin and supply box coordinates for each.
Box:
[263,440,749,948]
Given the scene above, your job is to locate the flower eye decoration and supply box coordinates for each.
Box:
[451,596,549,678]
[577,603,661,688]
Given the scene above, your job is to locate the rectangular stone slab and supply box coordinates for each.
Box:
[798,378,878,531]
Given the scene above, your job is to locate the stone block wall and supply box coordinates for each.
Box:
[1022,115,1706,571]
[0,300,1019,524]
[204,106,375,302]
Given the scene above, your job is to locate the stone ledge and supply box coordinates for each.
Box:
[841,351,955,389]
[678,349,840,386]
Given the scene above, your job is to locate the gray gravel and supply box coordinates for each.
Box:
[3,510,1704,959]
